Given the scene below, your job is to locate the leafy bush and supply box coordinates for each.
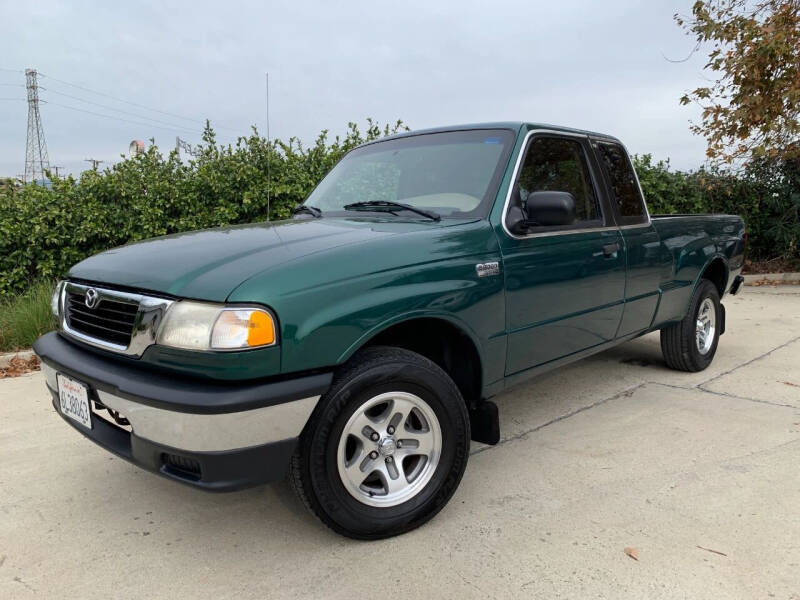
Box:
[0,120,405,299]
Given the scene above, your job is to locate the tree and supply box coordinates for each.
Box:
[676,1,800,164]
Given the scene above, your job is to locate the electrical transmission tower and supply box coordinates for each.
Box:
[175,136,199,157]
[24,68,50,183]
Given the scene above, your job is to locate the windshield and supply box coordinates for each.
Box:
[305,129,515,218]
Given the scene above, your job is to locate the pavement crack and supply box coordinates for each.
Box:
[451,567,496,599]
[13,576,36,594]
[648,381,798,409]
[471,382,646,455]
[695,387,798,409]
[698,335,800,389]
[721,437,800,464]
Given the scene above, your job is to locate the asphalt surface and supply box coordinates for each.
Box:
[1,285,799,599]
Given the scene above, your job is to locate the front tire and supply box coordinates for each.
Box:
[289,346,470,539]
[660,279,721,372]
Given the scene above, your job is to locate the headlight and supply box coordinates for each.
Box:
[157,301,277,351]
[51,280,64,318]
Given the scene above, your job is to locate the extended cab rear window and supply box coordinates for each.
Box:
[595,141,648,225]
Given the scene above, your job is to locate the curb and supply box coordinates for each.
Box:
[0,350,36,369]
[743,272,800,284]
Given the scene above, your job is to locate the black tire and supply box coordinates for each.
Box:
[289,346,470,540]
[660,279,721,372]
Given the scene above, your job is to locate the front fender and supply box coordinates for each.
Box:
[278,257,505,375]
[226,219,507,381]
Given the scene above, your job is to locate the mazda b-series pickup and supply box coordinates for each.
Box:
[34,122,746,539]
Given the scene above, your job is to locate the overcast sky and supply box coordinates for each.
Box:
[1,0,712,178]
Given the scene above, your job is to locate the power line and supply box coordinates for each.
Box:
[38,71,239,132]
[45,100,205,134]
[41,87,210,132]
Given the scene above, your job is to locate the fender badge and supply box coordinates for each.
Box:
[475,262,500,277]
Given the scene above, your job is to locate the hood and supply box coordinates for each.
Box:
[68,217,475,301]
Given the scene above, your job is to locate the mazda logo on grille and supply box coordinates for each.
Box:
[84,288,99,309]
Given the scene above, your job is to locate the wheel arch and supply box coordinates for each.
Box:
[696,255,729,297]
[338,314,485,408]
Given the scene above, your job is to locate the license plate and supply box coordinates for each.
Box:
[57,373,92,430]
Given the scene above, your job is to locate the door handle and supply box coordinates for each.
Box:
[602,242,620,258]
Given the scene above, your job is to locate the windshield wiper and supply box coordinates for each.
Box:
[293,204,322,218]
[343,201,441,221]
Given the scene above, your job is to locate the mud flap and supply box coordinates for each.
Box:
[469,399,500,445]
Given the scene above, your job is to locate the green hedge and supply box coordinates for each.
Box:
[0,120,404,299]
[0,121,797,300]
[634,154,798,263]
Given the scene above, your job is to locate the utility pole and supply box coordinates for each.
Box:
[24,68,50,184]
[84,158,104,170]
[51,165,64,178]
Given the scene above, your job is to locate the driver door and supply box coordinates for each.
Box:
[499,132,626,375]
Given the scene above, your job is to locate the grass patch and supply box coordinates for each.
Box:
[0,280,56,352]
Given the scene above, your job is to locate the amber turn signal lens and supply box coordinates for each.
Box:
[208,308,277,349]
[247,310,275,347]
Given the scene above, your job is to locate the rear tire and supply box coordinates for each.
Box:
[660,279,721,372]
[289,346,470,539]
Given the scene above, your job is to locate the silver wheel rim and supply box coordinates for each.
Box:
[336,391,442,507]
[696,298,716,355]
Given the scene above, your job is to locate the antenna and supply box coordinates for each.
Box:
[265,72,270,222]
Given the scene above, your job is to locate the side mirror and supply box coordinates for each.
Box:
[525,191,576,227]
[507,190,577,234]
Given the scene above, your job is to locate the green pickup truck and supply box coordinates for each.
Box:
[34,122,745,539]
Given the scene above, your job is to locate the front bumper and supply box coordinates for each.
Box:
[34,332,332,491]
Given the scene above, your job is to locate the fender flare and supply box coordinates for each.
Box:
[690,253,730,297]
[336,310,486,367]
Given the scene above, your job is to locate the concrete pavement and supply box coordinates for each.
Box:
[1,286,798,599]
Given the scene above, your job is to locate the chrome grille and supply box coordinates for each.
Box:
[58,282,174,357]
[66,290,138,346]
